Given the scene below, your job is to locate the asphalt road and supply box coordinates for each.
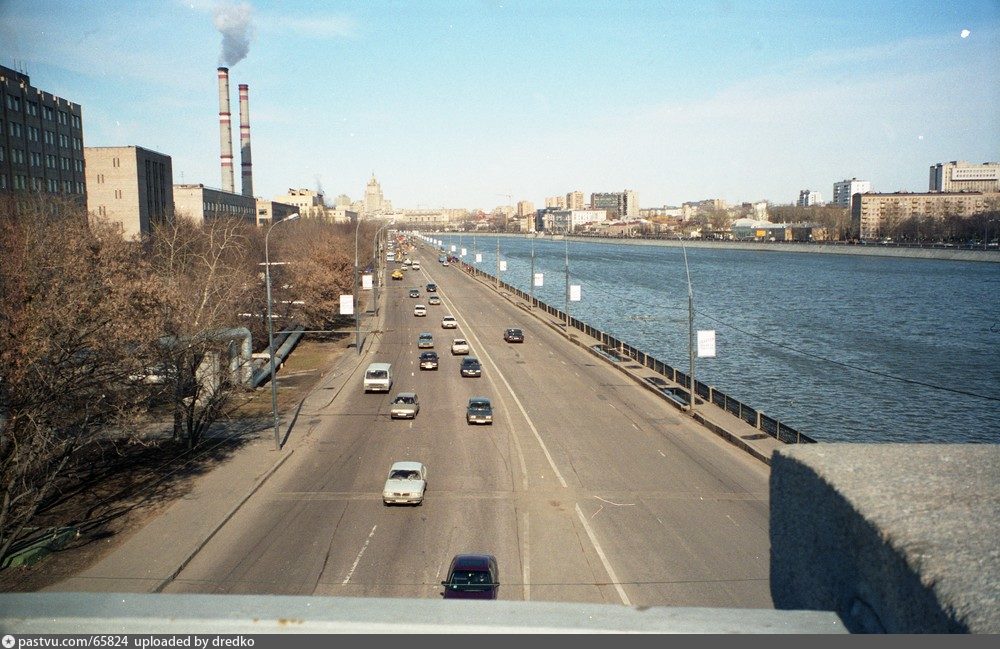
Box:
[164,241,772,608]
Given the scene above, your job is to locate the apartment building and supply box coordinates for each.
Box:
[565,191,584,210]
[929,161,1000,193]
[852,191,1000,239]
[0,65,85,203]
[797,190,823,206]
[85,146,173,238]
[832,178,872,207]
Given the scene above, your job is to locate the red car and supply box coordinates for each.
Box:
[441,554,499,599]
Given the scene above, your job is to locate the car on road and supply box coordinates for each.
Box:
[460,357,482,378]
[417,332,434,348]
[391,269,404,280]
[503,328,524,343]
[389,392,420,419]
[409,288,420,298]
[441,553,499,599]
[442,260,450,266]
[428,295,441,305]
[382,461,427,506]
[413,304,427,317]
[426,283,437,292]
[451,338,470,355]
[466,397,493,425]
[441,315,458,329]
[438,255,447,263]
[412,261,421,270]
[419,351,439,370]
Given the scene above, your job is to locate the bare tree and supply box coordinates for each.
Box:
[0,197,161,561]
[149,216,260,449]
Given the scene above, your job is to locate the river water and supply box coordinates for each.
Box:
[435,234,1000,444]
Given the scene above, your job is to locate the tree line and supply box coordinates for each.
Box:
[0,194,376,563]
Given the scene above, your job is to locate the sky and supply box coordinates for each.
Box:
[2,0,998,211]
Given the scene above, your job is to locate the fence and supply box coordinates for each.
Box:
[456,257,815,444]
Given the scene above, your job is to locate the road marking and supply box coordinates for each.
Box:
[658,450,666,457]
[575,503,631,606]
[522,512,531,601]
[439,291,567,488]
[632,423,639,430]
[342,524,377,585]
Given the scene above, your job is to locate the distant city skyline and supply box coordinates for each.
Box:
[1,0,998,210]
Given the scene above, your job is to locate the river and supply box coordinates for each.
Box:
[433,234,1000,443]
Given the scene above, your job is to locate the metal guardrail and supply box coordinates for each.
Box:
[456,259,815,444]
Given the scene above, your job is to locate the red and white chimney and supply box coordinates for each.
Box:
[217,67,235,194]
[238,83,253,197]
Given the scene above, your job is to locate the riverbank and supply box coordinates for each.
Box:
[435,232,1000,263]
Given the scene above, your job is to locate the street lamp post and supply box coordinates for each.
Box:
[564,236,571,336]
[530,235,536,309]
[678,238,696,415]
[264,212,300,451]
[354,217,363,355]
[373,221,393,316]
[495,235,501,290]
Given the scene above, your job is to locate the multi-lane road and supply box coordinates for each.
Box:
[164,240,772,608]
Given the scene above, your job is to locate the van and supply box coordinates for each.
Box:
[363,362,392,393]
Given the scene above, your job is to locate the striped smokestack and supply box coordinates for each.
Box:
[238,83,253,197]
[217,67,235,193]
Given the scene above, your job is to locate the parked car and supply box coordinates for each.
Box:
[409,288,420,298]
[442,260,450,266]
[419,351,439,370]
[417,332,434,348]
[413,304,427,317]
[389,392,420,419]
[503,328,524,343]
[382,461,427,506]
[466,397,493,425]
[451,338,470,355]
[391,269,404,280]
[426,283,437,292]
[441,315,458,329]
[428,295,441,305]
[460,357,482,377]
[441,554,499,599]
[438,255,447,263]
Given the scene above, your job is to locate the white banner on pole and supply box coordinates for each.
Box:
[461,248,467,257]
[475,253,482,263]
[450,245,456,252]
[339,294,354,315]
[697,330,716,358]
[362,274,372,290]
[499,260,507,271]
[533,272,544,287]
[570,285,581,302]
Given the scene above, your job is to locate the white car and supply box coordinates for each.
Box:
[451,338,470,355]
[412,261,421,270]
[428,295,441,305]
[441,315,458,329]
[413,304,427,317]
[382,461,427,506]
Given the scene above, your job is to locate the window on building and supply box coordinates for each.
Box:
[77,181,84,194]
[112,157,119,168]
[14,174,26,190]
[0,147,4,163]
[30,152,41,167]
[73,137,81,151]
[74,159,83,172]
[8,122,23,137]
[63,180,72,193]
[31,177,42,191]
[114,189,122,199]
[44,130,54,145]
[72,115,81,128]
[27,101,38,116]
[60,157,69,171]
[12,149,24,164]
[6,95,22,111]
[47,178,58,192]
[28,126,38,141]
[43,106,54,121]
[58,110,67,125]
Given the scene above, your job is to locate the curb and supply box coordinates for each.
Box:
[153,448,295,593]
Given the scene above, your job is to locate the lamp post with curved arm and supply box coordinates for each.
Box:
[373,220,394,316]
[265,212,300,451]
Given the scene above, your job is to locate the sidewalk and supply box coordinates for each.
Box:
[46,313,383,594]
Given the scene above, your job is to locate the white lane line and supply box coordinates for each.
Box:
[658,450,666,457]
[522,512,531,602]
[439,291,567,489]
[342,524,377,585]
[574,503,631,606]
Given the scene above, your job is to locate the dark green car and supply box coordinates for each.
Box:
[466,397,493,425]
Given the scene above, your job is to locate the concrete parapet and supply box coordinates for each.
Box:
[770,444,1000,633]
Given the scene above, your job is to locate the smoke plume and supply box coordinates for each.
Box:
[214,1,254,67]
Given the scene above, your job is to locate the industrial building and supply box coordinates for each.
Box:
[84,146,173,238]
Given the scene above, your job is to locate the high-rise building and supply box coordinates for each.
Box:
[591,191,638,218]
[565,191,584,210]
[929,161,1000,193]
[517,200,535,217]
[832,178,872,207]
[623,189,639,216]
[852,191,1000,240]
[84,146,173,238]
[545,195,566,209]
[363,173,392,216]
[0,65,86,202]
[797,190,823,207]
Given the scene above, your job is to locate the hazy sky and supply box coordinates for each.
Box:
[2,0,998,210]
